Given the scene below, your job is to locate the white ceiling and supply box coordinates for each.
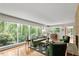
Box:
[0,3,78,25]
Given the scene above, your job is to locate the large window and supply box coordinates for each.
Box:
[30,26,37,39]
[67,26,74,43]
[50,26,74,40]
[50,27,60,34]
[18,24,29,42]
[67,26,74,36]
[6,22,17,43]
[0,21,29,46]
[50,27,62,39]
[38,27,42,36]
[0,20,43,47]
[30,26,43,38]
[0,21,4,33]
[0,21,17,46]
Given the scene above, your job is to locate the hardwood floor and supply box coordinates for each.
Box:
[0,42,78,56]
[0,43,45,56]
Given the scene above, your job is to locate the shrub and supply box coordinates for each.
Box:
[0,33,14,46]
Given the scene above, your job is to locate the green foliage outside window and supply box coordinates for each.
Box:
[0,21,43,46]
[18,24,29,42]
[38,27,42,36]
[68,27,74,35]
[0,21,17,46]
[30,26,36,37]
[51,27,60,33]
[0,21,4,33]
[0,33,14,46]
[6,23,17,42]
[55,28,60,32]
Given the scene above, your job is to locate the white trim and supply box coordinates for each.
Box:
[29,25,31,40]
[17,24,19,43]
